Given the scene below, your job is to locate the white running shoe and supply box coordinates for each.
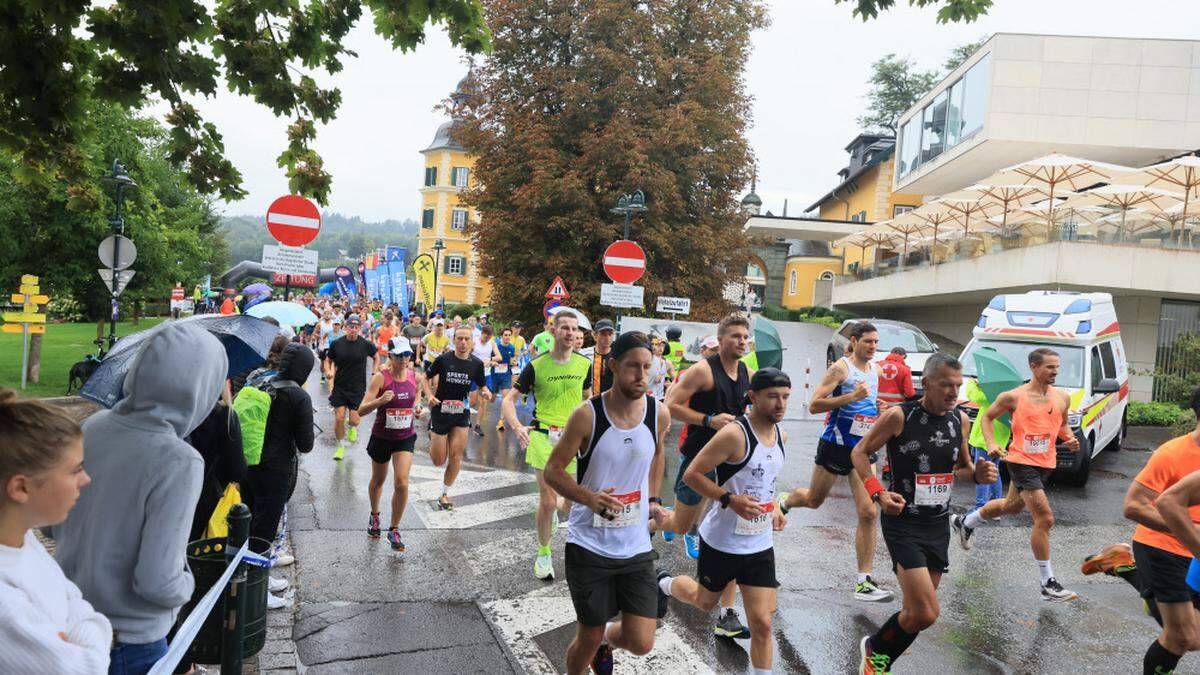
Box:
[274,551,295,567]
[268,576,289,592]
[266,592,291,610]
[534,552,554,580]
[1041,577,1078,602]
[853,576,894,602]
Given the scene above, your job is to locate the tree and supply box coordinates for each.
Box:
[346,233,369,258]
[835,0,993,23]
[857,55,939,135]
[0,1,490,209]
[944,37,987,72]
[0,100,227,321]
[457,0,767,327]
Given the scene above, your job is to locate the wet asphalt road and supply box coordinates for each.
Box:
[283,323,1165,674]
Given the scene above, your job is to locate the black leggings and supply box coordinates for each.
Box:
[244,462,297,551]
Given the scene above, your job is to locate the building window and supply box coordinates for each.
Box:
[820,271,834,281]
[851,210,867,222]
[945,79,964,148]
[788,270,797,295]
[451,209,468,231]
[446,256,466,276]
[746,263,763,278]
[421,208,435,229]
[452,167,469,188]
[959,52,990,140]
[921,88,948,164]
[893,205,916,217]
[897,51,991,178]
[424,166,438,186]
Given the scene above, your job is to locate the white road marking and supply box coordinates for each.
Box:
[464,530,541,576]
[421,492,540,529]
[482,596,714,674]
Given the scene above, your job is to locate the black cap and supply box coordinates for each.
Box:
[666,326,682,340]
[750,367,791,391]
[611,331,652,360]
[594,318,615,333]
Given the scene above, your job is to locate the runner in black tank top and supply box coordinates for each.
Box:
[679,354,750,458]
[848,353,997,675]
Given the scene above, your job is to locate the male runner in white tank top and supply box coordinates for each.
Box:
[545,332,671,675]
[657,368,792,675]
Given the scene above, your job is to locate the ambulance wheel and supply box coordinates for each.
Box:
[1059,434,1092,487]
[1102,409,1128,453]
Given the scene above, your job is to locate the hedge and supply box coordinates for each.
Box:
[1126,401,1183,427]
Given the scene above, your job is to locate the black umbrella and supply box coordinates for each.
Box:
[80,315,281,408]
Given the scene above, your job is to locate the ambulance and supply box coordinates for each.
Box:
[958,291,1129,486]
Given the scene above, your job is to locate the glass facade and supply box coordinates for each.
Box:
[897,52,991,178]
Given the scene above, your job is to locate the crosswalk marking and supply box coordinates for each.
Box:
[420,492,540,529]
[482,596,715,674]
[407,465,534,502]
[464,530,540,576]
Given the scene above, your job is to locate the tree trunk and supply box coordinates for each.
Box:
[27,332,42,384]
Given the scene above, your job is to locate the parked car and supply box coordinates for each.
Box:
[957,290,1128,487]
[826,319,940,395]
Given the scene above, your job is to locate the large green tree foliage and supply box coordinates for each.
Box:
[858,40,988,135]
[0,1,490,208]
[458,0,767,326]
[0,101,227,320]
[837,0,992,23]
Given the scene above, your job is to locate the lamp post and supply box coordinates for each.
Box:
[609,190,648,328]
[431,238,446,312]
[101,160,137,351]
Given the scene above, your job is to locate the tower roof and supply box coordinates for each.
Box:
[423,71,474,153]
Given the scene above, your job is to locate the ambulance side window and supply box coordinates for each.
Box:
[1098,342,1117,381]
[1090,347,1103,390]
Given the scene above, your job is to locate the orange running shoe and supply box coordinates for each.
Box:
[1081,542,1135,576]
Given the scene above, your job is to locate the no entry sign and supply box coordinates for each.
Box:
[267,195,321,247]
[602,240,646,284]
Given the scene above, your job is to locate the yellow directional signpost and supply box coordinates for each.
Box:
[4,275,49,389]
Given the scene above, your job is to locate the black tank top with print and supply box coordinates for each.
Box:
[884,401,962,522]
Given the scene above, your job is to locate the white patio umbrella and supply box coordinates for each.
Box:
[1094,208,1171,241]
[1113,155,1200,245]
[941,184,1049,237]
[981,153,1132,229]
[880,216,929,263]
[1058,184,1182,241]
[932,197,1004,239]
[894,203,958,251]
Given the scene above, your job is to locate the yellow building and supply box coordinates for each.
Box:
[417,74,491,307]
[806,134,924,273]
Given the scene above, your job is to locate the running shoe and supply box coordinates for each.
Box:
[473,423,485,437]
[266,592,291,610]
[387,528,406,554]
[1081,542,1135,576]
[268,576,289,592]
[1041,577,1078,602]
[655,571,671,619]
[776,491,791,515]
[497,419,506,432]
[333,445,345,461]
[534,552,554,580]
[274,551,295,567]
[438,494,453,511]
[859,636,892,674]
[367,513,381,538]
[714,608,751,639]
[662,529,676,542]
[854,576,894,602]
[590,642,614,675]
[347,427,358,443]
[684,533,700,559]
[950,513,974,551]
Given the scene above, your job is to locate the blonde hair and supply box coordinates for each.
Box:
[0,389,82,484]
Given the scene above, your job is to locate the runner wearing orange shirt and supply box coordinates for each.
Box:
[951,347,1080,602]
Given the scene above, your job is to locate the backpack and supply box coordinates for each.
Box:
[232,373,299,466]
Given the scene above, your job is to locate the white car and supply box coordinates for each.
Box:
[826,319,940,394]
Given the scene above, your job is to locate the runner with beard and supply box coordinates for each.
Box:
[423,326,492,510]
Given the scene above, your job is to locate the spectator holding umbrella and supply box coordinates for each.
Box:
[54,322,227,675]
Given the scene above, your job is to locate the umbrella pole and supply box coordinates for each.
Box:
[1182,185,1191,247]
[1047,181,1056,233]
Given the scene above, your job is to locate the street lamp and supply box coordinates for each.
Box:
[431,238,446,312]
[608,190,648,327]
[101,160,137,351]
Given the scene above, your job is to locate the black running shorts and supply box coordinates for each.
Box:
[1008,462,1053,492]
[429,409,470,436]
[565,543,659,626]
[366,435,416,464]
[329,387,364,410]
[880,514,950,574]
[1132,541,1200,608]
[815,439,877,476]
[696,539,779,593]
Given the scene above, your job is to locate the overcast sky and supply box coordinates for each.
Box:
[200,0,1197,222]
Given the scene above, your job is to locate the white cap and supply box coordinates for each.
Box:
[701,335,720,350]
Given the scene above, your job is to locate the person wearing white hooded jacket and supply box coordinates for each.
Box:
[54,321,227,675]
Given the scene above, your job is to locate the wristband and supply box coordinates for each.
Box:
[719,492,732,509]
[648,497,662,505]
[863,475,885,499]
[703,414,712,429]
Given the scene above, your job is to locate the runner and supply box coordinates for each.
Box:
[665,326,685,373]
[357,339,425,554]
[951,347,1081,601]
[470,324,501,436]
[853,353,997,674]
[530,318,555,358]
[543,331,671,675]
[649,339,675,402]
[374,311,396,373]
[423,326,492,510]
[776,321,894,602]
[492,327,518,432]
[402,314,428,366]
[316,311,335,384]
[325,315,377,460]
[422,318,450,372]
[657,368,793,675]
[589,319,616,397]
[661,314,753,639]
[502,311,593,580]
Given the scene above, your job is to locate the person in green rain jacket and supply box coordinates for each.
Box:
[966,378,1008,511]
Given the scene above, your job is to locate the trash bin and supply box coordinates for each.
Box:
[174,537,271,664]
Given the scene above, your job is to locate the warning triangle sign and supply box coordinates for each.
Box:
[545,276,570,299]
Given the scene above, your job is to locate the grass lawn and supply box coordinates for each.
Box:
[0,319,166,399]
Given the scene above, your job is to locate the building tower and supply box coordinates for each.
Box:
[416,72,491,307]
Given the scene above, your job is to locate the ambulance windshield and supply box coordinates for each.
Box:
[960,341,1085,389]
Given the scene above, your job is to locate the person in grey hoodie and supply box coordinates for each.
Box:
[54,321,227,675]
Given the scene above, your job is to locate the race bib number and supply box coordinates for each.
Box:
[440,400,466,415]
[494,363,508,373]
[547,425,563,444]
[1024,434,1052,455]
[850,414,876,437]
[409,337,421,348]
[914,473,953,507]
[385,408,414,430]
[735,501,775,536]
[593,490,641,528]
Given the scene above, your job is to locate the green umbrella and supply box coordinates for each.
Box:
[752,316,784,370]
[972,347,1021,427]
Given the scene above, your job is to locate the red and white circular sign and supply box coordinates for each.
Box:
[266,195,321,247]
[602,239,646,284]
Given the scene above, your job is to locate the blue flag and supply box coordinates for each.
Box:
[386,246,408,317]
